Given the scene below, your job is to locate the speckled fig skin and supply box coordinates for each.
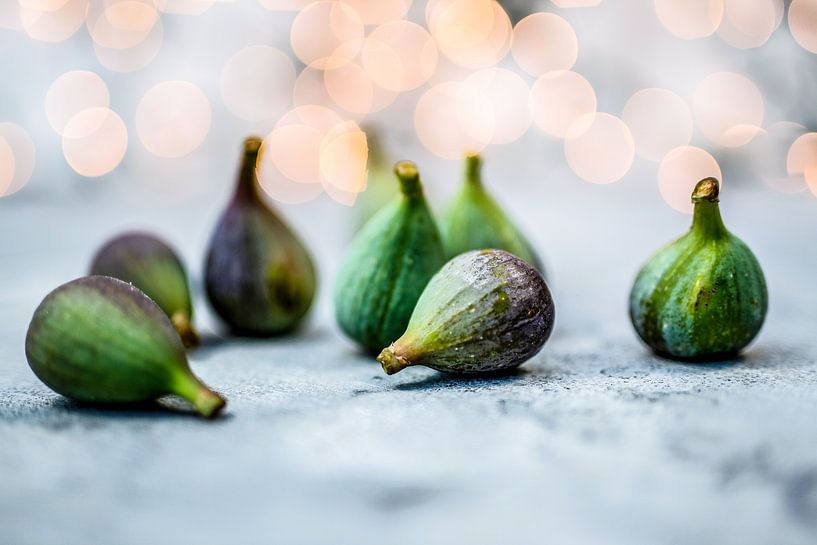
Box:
[205,137,316,337]
[629,178,768,360]
[90,232,199,349]
[441,154,543,273]
[377,249,555,375]
[25,276,226,418]
[335,161,446,353]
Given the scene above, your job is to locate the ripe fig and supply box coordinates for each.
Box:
[90,232,199,349]
[441,154,542,271]
[25,276,226,418]
[629,177,768,360]
[205,136,316,336]
[377,249,555,375]
[335,161,446,353]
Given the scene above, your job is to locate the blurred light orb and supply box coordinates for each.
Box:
[62,107,128,177]
[293,67,339,112]
[654,0,723,39]
[0,136,15,196]
[45,70,110,135]
[0,123,36,197]
[622,88,693,162]
[658,146,722,214]
[429,0,511,69]
[463,68,531,145]
[220,45,295,122]
[786,132,817,178]
[789,0,817,54]
[361,20,438,92]
[806,167,817,198]
[511,12,578,76]
[156,0,215,14]
[20,0,89,42]
[717,0,783,49]
[93,16,163,72]
[324,62,397,115]
[18,0,70,10]
[257,0,311,11]
[136,81,211,158]
[290,1,364,70]
[564,113,634,184]
[267,105,343,185]
[86,0,158,50]
[551,0,603,6]
[530,70,597,138]
[319,120,368,197]
[414,81,495,160]
[339,0,411,25]
[693,71,764,147]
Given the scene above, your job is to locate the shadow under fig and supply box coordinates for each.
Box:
[47,396,232,421]
[394,366,536,391]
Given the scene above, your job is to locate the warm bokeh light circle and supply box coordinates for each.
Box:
[786,133,817,180]
[530,70,597,139]
[564,113,634,184]
[511,12,578,76]
[654,0,723,39]
[45,70,110,136]
[339,0,411,25]
[324,62,397,115]
[789,0,817,54]
[658,146,722,214]
[20,0,89,43]
[463,68,531,146]
[220,45,295,122]
[86,0,159,50]
[62,107,128,177]
[290,1,364,70]
[360,20,438,92]
[93,16,164,73]
[622,88,693,162]
[429,0,511,69]
[135,81,212,158]
[717,0,783,49]
[693,72,764,147]
[0,136,15,196]
[0,123,36,197]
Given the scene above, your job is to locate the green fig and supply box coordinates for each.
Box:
[377,249,555,375]
[335,161,446,353]
[205,136,316,336]
[25,276,226,418]
[354,126,397,230]
[441,154,543,272]
[90,232,199,349]
[629,178,768,360]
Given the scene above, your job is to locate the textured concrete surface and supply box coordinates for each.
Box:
[2,164,817,545]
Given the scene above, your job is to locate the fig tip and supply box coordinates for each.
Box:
[244,136,263,154]
[692,177,720,203]
[377,344,411,375]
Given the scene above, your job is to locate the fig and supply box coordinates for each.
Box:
[205,136,316,336]
[25,276,226,418]
[335,161,446,353]
[629,177,768,360]
[90,232,199,349]
[377,249,555,375]
[441,154,542,271]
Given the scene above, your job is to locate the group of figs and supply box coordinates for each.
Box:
[24,134,768,418]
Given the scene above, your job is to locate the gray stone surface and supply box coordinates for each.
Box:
[2,170,817,545]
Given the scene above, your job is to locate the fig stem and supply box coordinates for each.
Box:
[171,311,200,349]
[234,136,264,203]
[394,161,422,198]
[173,373,226,418]
[377,344,412,375]
[691,178,728,239]
[464,153,482,185]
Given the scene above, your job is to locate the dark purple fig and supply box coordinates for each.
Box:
[90,232,199,349]
[25,276,226,418]
[205,136,317,336]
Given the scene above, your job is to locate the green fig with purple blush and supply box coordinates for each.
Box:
[25,276,226,418]
[90,232,199,349]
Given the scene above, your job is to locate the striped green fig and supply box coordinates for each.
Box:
[335,161,446,353]
[629,178,768,360]
[25,276,226,418]
[90,232,199,349]
[441,154,542,272]
[205,136,316,336]
[377,249,554,375]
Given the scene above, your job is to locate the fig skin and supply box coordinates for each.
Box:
[335,161,446,353]
[378,249,555,375]
[629,178,768,360]
[441,154,543,272]
[90,232,199,349]
[25,276,226,418]
[205,137,316,337]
